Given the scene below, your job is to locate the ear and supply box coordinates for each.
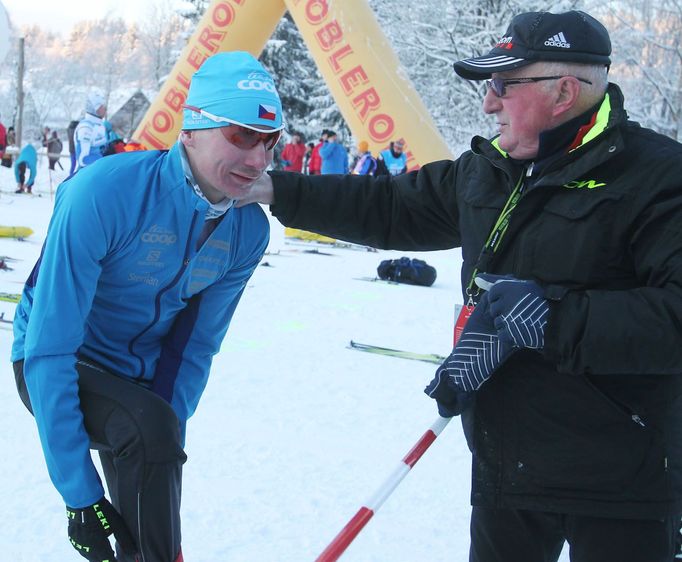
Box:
[179,130,195,149]
[552,77,582,118]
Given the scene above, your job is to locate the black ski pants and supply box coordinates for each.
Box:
[470,505,680,562]
[14,357,187,562]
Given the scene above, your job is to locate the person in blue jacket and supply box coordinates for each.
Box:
[13,142,37,193]
[375,139,407,176]
[11,51,284,562]
[319,130,349,174]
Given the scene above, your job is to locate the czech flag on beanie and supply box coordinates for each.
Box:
[258,104,277,121]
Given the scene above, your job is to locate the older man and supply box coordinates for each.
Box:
[12,51,283,562]
[240,10,682,562]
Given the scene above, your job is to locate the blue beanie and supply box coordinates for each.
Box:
[183,51,284,132]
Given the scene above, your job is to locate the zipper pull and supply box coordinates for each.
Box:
[631,414,645,427]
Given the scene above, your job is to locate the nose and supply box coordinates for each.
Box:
[482,87,502,114]
[243,140,270,169]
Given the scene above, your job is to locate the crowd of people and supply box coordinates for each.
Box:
[279,127,408,177]
[1,93,148,195]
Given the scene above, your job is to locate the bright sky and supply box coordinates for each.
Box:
[2,0,168,34]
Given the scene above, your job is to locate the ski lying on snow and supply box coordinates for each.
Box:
[353,276,399,285]
[0,292,21,304]
[347,340,446,365]
[284,239,378,252]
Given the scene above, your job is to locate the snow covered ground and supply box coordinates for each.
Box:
[0,153,569,561]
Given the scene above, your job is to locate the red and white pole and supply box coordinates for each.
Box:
[315,416,452,562]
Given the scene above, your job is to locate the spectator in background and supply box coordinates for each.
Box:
[376,139,407,176]
[280,133,306,172]
[303,142,314,174]
[1,126,14,168]
[319,130,349,174]
[351,140,377,176]
[47,131,63,171]
[308,129,328,175]
[74,93,108,171]
[0,117,6,163]
[66,120,79,175]
[14,143,37,194]
[40,126,50,150]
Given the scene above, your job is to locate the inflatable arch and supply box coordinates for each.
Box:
[132,0,453,169]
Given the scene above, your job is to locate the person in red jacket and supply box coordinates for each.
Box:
[280,133,306,172]
[307,129,329,175]
[0,119,6,161]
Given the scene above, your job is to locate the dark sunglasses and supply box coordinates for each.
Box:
[183,105,282,150]
[485,75,593,98]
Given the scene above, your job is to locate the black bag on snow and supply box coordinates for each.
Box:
[377,256,437,287]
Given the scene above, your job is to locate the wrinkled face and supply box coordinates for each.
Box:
[181,127,274,203]
[482,67,556,160]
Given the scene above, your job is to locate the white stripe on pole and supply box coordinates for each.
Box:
[316,416,452,562]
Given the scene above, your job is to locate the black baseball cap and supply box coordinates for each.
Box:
[454,11,611,80]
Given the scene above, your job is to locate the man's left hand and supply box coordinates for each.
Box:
[475,273,548,350]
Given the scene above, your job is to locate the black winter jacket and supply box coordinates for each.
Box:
[269,83,682,519]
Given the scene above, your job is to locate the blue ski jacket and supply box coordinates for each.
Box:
[14,144,38,187]
[378,148,407,176]
[319,141,349,174]
[11,142,269,507]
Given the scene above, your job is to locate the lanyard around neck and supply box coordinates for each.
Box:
[465,172,527,300]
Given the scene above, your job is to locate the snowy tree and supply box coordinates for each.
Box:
[3,0,682,156]
[588,0,682,141]
[368,0,583,154]
[260,13,347,148]
[176,0,211,24]
[136,1,192,88]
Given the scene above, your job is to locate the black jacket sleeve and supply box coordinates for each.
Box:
[269,160,462,251]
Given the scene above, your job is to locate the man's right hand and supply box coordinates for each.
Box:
[424,291,517,417]
[66,497,137,561]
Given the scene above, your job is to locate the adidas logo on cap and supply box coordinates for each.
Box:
[544,32,570,48]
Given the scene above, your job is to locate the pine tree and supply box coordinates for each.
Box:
[259,13,348,146]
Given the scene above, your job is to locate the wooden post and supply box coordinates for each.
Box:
[16,36,24,147]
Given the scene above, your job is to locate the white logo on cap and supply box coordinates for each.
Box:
[237,79,277,93]
[545,32,570,48]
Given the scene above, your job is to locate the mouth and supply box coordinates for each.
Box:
[231,171,261,185]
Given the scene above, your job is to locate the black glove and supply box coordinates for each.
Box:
[475,273,549,349]
[66,497,137,561]
[424,291,516,417]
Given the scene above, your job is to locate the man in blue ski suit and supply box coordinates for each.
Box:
[11,51,284,562]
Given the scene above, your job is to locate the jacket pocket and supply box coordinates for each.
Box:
[510,372,655,494]
[529,190,624,284]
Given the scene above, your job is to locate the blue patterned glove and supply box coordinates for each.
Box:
[475,273,548,349]
[424,292,516,417]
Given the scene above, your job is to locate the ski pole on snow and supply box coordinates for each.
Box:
[315,416,452,562]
